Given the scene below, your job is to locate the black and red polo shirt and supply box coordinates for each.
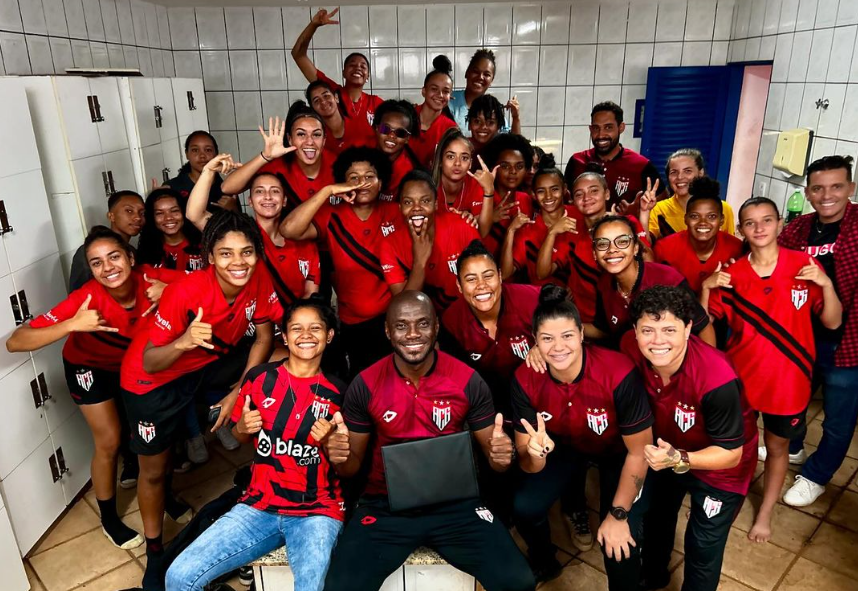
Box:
[323,115,376,159]
[564,146,662,211]
[620,333,758,495]
[511,205,578,287]
[342,351,496,496]
[120,265,282,394]
[161,238,203,272]
[511,344,653,457]
[379,150,419,203]
[653,230,744,295]
[230,362,345,520]
[708,249,824,415]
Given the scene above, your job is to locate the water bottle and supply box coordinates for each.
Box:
[786,190,804,223]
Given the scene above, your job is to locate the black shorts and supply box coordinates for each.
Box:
[761,409,808,440]
[63,360,119,405]
[123,351,249,456]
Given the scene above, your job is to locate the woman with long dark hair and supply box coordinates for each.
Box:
[306,79,375,158]
[136,188,203,272]
[408,55,457,169]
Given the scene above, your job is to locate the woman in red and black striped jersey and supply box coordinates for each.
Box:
[7,228,149,551]
[701,197,842,544]
[136,188,203,273]
[372,100,422,203]
[166,298,346,591]
[307,80,376,159]
[280,146,400,377]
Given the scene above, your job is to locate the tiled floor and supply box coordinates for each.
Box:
[21,399,858,591]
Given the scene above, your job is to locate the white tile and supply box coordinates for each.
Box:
[537,87,565,125]
[115,0,134,44]
[427,6,454,47]
[234,91,262,130]
[488,46,511,87]
[282,7,311,51]
[336,6,366,48]
[70,38,92,67]
[711,41,729,65]
[788,30,813,82]
[252,7,282,50]
[107,42,124,69]
[455,5,483,46]
[533,126,563,156]
[780,82,805,128]
[43,0,68,36]
[796,0,819,30]
[811,137,836,164]
[838,0,858,24]
[453,47,472,86]
[684,0,716,40]
[655,0,688,42]
[122,44,137,68]
[258,49,287,90]
[90,41,108,68]
[566,44,596,85]
[744,37,760,60]
[570,1,599,43]
[598,0,629,44]
[369,6,397,48]
[627,0,658,43]
[215,131,239,162]
[763,0,783,36]
[593,85,621,105]
[50,36,73,73]
[197,7,227,50]
[144,2,159,48]
[163,51,174,76]
[288,91,307,106]
[594,44,624,85]
[714,0,736,40]
[815,0,840,28]
[152,49,165,76]
[734,0,751,38]
[130,0,149,46]
[834,139,858,162]
[370,47,398,89]
[238,130,262,163]
[157,5,170,49]
[564,86,594,125]
[620,84,646,113]
[652,41,683,66]
[562,125,591,164]
[65,0,88,38]
[510,46,540,86]
[201,50,232,90]
[539,45,567,86]
[101,0,120,43]
[779,0,800,31]
[25,35,52,74]
[225,7,255,50]
[309,9,339,49]
[137,46,152,75]
[828,25,856,82]
[772,33,794,82]
[806,28,834,82]
[764,81,786,129]
[286,47,309,89]
[541,3,570,44]
[749,0,767,36]
[768,178,789,211]
[398,7,426,47]
[261,91,289,120]
[798,82,823,128]
[229,50,259,91]
[168,7,198,50]
[0,32,28,73]
[21,0,47,34]
[400,47,427,88]
[623,43,653,84]
[399,88,423,103]
[174,50,202,78]
[681,41,712,66]
[756,131,779,175]
[486,5,513,46]
[817,83,846,137]
[760,35,778,59]
[0,0,21,32]
[510,87,537,126]
[314,48,342,80]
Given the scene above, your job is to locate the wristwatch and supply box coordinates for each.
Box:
[672,449,691,474]
[609,506,628,521]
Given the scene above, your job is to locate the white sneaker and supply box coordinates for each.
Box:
[783,475,825,507]
[757,446,807,464]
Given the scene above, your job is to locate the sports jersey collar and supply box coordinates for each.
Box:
[547,346,587,386]
[611,260,645,297]
[392,350,439,380]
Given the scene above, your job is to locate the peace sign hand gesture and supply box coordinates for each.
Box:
[521,413,554,461]
[311,7,340,27]
[467,154,498,197]
[259,116,297,161]
[493,191,517,223]
[637,177,659,213]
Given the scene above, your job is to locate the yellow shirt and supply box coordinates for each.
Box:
[649,196,736,240]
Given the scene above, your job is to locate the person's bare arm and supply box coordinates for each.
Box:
[187,154,242,230]
[291,8,340,82]
[221,117,295,195]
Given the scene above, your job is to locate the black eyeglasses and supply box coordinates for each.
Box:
[593,234,634,251]
[378,123,411,139]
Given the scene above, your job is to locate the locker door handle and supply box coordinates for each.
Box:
[17,289,32,323]
[92,94,105,122]
[154,105,163,128]
[30,377,43,409]
[38,372,51,403]
[162,167,171,183]
[49,453,62,482]
[102,171,111,198]
[107,170,116,194]
[9,293,22,325]
[86,95,98,123]
[187,90,196,111]
[56,446,70,476]
[0,200,12,234]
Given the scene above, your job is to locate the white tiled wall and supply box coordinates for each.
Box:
[732,0,858,211]
[0,0,173,78]
[167,1,737,165]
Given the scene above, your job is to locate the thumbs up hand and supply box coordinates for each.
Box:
[177,307,214,351]
[488,413,515,468]
[701,261,733,291]
[795,255,832,287]
[68,294,119,333]
[236,396,263,435]
[143,273,167,304]
[644,437,679,471]
[324,412,351,465]
[521,412,554,461]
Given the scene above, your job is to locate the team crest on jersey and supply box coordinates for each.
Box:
[188,255,204,271]
[138,421,156,444]
[586,408,609,435]
[298,259,310,278]
[509,335,531,360]
[447,254,458,274]
[615,177,630,197]
[432,400,452,431]
[75,370,94,392]
[475,506,494,523]
[311,397,331,420]
[245,299,257,321]
[702,495,722,518]
[791,287,808,310]
[381,222,396,237]
[674,402,696,433]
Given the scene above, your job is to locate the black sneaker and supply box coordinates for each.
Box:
[238,566,254,586]
[566,510,594,552]
[530,554,563,584]
[165,497,194,524]
[119,460,138,489]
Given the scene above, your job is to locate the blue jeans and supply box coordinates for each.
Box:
[797,339,858,485]
[165,503,343,591]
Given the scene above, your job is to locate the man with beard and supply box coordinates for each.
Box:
[322,291,536,591]
[564,102,665,212]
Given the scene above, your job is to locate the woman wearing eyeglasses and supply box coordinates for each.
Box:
[408,56,458,169]
[372,100,422,202]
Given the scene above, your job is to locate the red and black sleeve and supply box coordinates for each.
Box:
[510,377,537,434]
[700,379,745,450]
[342,374,374,433]
[464,372,496,431]
[612,369,654,436]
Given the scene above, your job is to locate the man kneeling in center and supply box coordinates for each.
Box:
[322,290,536,591]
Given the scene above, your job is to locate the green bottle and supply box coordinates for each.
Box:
[786,190,804,223]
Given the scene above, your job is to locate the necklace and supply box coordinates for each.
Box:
[442,182,466,211]
[284,365,323,421]
[346,91,366,119]
[814,218,826,234]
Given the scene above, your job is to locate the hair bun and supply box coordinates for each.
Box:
[538,153,556,169]
[432,54,453,75]
[538,284,568,306]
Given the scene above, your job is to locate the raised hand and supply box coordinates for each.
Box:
[505,95,520,120]
[311,7,340,27]
[143,273,167,304]
[328,181,372,204]
[795,256,832,287]
[548,209,578,236]
[68,294,119,333]
[178,307,214,351]
[521,412,554,460]
[409,216,433,266]
[488,414,514,468]
[508,211,535,233]
[236,396,263,435]
[259,116,297,161]
[493,191,517,223]
[204,153,243,175]
[638,177,659,213]
[211,386,240,432]
[311,416,335,442]
[701,262,733,291]
[644,437,679,471]
[467,154,498,197]
[325,411,351,465]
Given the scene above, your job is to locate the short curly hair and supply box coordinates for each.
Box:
[629,285,697,326]
[332,146,393,189]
